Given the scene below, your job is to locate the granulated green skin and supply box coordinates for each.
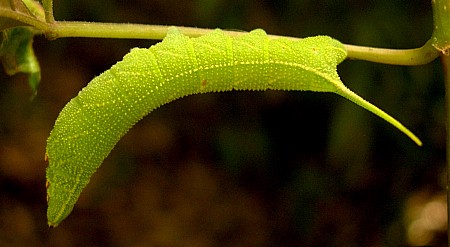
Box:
[45,28,419,227]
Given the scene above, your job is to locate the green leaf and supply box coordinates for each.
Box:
[0,26,41,98]
[0,0,44,30]
[21,0,45,21]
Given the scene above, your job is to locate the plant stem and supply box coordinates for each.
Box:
[0,8,47,32]
[431,0,450,245]
[432,0,450,55]
[46,22,218,40]
[442,54,450,247]
[0,4,440,66]
[47,22,301,40]
[44,21,438,66]
[345,40,438,66]
[41,0,54,23]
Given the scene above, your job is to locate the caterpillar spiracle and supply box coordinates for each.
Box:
[45,27,421,227]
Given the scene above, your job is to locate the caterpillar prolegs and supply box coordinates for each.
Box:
[45,27,421,227]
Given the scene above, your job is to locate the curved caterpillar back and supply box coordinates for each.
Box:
[45,27,420,227]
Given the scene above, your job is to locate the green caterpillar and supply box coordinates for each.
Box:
[45,27,421,227]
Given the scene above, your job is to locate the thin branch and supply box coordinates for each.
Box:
[44,21,439,66]
[0,5,440,66]
[345,39,439,66]
[46,22,287,40]
[442,54,450,247]
[431,0,450,245]
[41,0,54,23]
[0,7,47,32]
[46,22,211,40]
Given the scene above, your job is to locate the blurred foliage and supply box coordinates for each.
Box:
[0,27,41,98]
[0,0,447,246]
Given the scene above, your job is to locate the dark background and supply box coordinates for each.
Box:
[0,0,447,246]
